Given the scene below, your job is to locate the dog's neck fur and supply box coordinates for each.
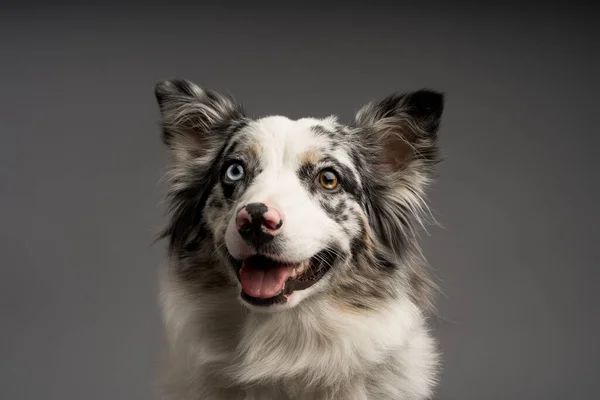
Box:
[158,259,439,400]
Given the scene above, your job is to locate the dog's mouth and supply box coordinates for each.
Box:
[230,249,336,306]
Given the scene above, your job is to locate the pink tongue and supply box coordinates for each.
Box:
[240,264,294,299]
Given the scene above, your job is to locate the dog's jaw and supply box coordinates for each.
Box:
[223,250,338,312]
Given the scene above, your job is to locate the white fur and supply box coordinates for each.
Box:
[159,268,439,400]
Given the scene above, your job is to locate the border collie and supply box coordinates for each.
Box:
[153,79,445,399]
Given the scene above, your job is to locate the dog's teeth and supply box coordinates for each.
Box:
[290,261,310,279]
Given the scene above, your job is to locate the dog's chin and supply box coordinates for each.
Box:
[226,249,336,311]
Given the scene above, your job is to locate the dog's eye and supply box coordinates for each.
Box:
[224,162,245,182]
[318,170,339,190]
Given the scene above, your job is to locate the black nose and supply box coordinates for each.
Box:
[245,203,269,222]
[237,202,276,249]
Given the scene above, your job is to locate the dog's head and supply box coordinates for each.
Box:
[155,79,444,312]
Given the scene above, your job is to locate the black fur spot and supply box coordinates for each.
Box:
[349,148,365,172]
[221,181,236,200]
[297,163,316,182]
[349,221,367,260]
[207,194,225,209]
[320,199,340,222]
[334,200,347,223]
[374,251,398,270]
[310,125,338,141]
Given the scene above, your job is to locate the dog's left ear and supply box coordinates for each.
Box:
[353,89,444,173]
[353,90,445,252]
[154,79,245,163]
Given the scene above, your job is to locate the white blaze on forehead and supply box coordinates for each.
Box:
[246,116,332,165]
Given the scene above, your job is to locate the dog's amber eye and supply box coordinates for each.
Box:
[318,170,339,190]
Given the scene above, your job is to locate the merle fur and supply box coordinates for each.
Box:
[154,78,446,399]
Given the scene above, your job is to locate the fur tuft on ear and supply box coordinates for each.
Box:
[354,89,445,258]
[154,79,245,163]
[354,89,444,172]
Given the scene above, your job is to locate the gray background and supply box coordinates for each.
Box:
[1,2,598,399]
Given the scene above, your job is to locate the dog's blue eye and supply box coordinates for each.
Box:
[225,162,245,182]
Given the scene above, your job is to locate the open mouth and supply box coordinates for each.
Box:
[230,249,336,306]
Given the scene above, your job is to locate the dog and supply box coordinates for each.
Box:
[153,79,445,400]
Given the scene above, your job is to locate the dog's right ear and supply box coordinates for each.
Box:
[154,79,245,163]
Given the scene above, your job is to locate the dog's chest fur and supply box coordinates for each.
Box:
[159,276,439,400]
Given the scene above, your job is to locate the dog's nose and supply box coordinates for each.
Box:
[236,202,283,247]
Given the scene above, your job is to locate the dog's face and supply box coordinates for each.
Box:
[155,80,443,312]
